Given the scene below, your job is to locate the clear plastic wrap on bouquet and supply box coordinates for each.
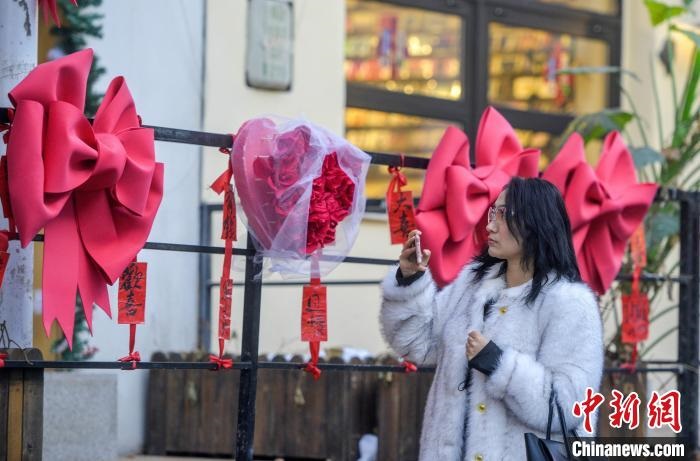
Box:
[232,117,371,278]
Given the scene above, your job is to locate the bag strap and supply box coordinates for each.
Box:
[547,385,578,459]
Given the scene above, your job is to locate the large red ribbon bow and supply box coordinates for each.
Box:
[416,107,540,287]
[4,48,164,346]
[541,132,658,294]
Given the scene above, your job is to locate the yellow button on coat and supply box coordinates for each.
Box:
[474,454,484,461]
[499,306,508,314]
[477,403,487,413]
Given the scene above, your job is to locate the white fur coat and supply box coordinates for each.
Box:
[380,262,604,461]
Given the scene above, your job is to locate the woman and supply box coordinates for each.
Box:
[380,177,604,460]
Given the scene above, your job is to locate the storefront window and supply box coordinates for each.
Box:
[346,0,463,100]
[514,129,554,168]
[489,23,609,114]
[345,108,457,198]
[538,0,618,15]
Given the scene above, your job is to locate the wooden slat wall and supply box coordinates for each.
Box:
[144,352,433,460]
[0,348,44,461]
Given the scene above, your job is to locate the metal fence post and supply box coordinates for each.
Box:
[678,191,700,448]
[235,234,263,460]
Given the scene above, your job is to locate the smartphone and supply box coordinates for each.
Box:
[414,233,423,265]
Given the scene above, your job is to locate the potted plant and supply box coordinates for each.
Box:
[555,0,700,436]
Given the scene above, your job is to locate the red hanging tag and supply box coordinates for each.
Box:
[221,184,237,241]
[301,279,328,342]
[386,157,416,245]
[621,291,650,343]
[218,277,233,340]
[117,260,146,370]
[211,135,237,366]
[118,262,147,324]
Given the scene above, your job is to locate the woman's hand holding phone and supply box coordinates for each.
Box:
[399,230,431,278]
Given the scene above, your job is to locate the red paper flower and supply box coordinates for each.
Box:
[541,132,658,294]
[416,107,540,287]
[306,152,355,254]
[234,118,369,271]
[4,49,163,346]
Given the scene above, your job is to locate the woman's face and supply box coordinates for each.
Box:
[486,190,523,261]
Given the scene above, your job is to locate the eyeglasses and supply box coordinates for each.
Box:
[487,205,508,223]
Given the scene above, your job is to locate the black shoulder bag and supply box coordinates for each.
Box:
[524,386,602,461]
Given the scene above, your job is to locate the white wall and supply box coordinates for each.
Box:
[82,0,205,455]
[203,0,392,360]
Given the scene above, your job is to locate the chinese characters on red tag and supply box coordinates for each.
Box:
[118,262,147,324]
[621,292,650,343]
[301,283,327,342]
[387,190,416,245]
[219,278,233,339]
[221,184,237,241]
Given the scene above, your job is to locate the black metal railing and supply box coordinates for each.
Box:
[1,110,699,458]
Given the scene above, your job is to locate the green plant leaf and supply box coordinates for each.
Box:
[644,0,687,26]
[671,25,700,48]
[557,66,641,82]
[631,147,665,169]
[563,110,635,144]
[646,210,679,248]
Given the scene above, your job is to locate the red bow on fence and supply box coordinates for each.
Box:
[3,49,164,346]
[542,133,658,294]
[416,107,540,287]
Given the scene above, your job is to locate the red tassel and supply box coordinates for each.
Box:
[118,324,140,370]
[402,359,418,373]
[304,340,322,380]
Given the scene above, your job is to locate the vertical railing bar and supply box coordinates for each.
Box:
[678,192,700,448]
[235,234,263,461]
[198,204,213,351]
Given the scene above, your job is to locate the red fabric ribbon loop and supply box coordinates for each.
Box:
[209,354,234,370]
[416,107,540,287]
[118,351,141,370]
[402,359,418,373]
[5,49,164,346]
[303,362,322,380]
[211,134,236,195]
[542,132,658,294]
[387,165,408,195]
[0,353,7,368]
[304,340,322,380]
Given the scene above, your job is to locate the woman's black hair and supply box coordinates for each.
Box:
[471,177,581,304]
